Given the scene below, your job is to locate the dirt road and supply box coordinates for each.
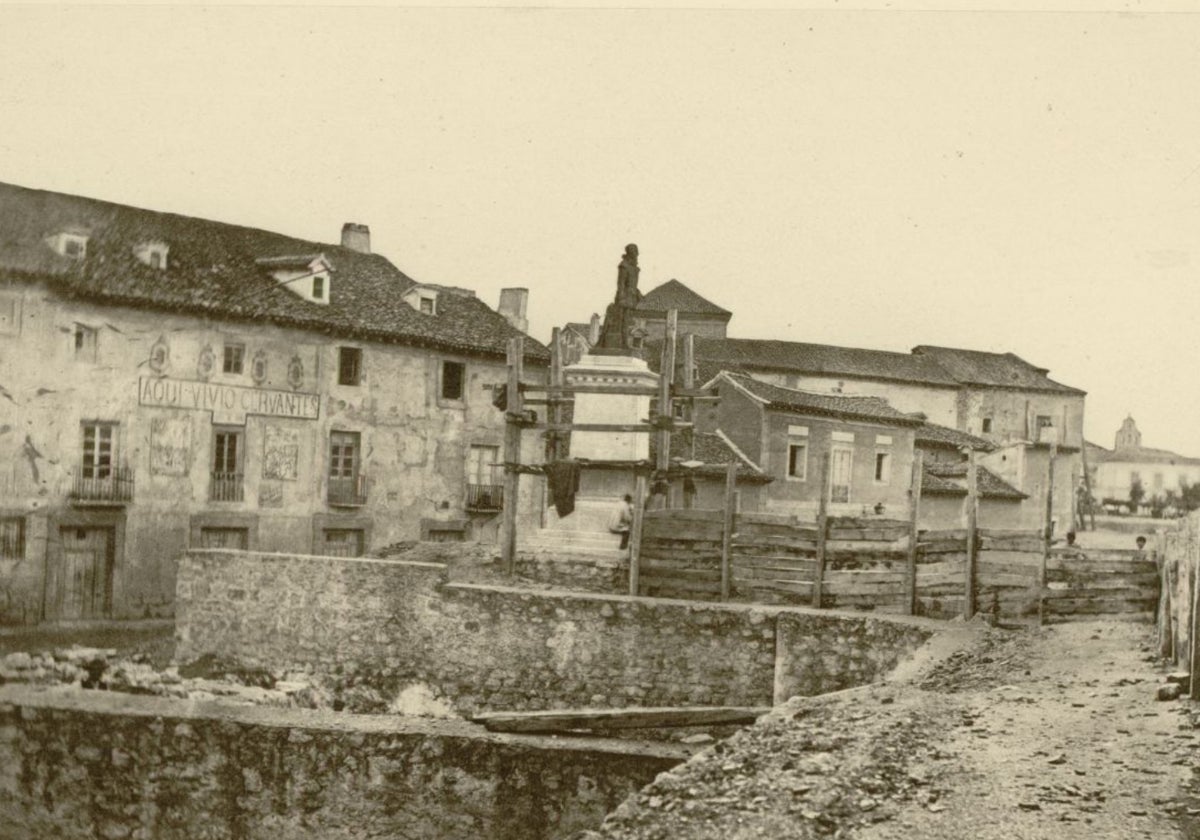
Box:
[594,620,1198,840]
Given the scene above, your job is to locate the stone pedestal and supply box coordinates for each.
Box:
[537,354,658,533]
[566,352,657,459]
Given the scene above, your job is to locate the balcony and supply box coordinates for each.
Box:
[328,474,367,507]
[210,472,245,502]
[70,466,134,505]
[466,483,504,513]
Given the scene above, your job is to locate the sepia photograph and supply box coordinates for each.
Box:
[0,2,1198,837]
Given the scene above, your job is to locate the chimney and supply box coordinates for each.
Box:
[588,313,601,345]
[341,223,371,254]
[497,288,529,334]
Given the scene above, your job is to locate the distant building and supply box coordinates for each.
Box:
[654,336,1083,530]
[0,181,547,625]
[634,279,732,340]
[1087,416,1200,511]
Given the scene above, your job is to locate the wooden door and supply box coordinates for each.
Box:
[47,526,114,620]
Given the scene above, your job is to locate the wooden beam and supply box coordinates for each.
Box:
[528,422,693,433]
[812,453,831,609]
[529,384,662,397]
[905,452,924,616]
[501,336,524,576]
[628,473,647,596]
[720,460,737,601]
[964,448,978,620]
[471,705,772,733]
[681,333,695,390]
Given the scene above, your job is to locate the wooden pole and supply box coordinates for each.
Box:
[964,448,978,620]
[656,310,678,510]
[812,453,831,609]
[548,327,564,461]
[501,337,524,576]
[1190,554,1200,700]
[905,452,924,616]
[720,460,737,601]
[628,473,647,596]
[1038,443,1057,626]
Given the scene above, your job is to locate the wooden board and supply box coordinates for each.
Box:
[472,705,772,733]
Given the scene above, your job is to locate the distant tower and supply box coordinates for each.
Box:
[1115,416,1142,451]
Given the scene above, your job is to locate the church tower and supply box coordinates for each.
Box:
[1115,415,1142,451]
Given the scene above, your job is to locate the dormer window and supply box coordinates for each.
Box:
[255,253,333,306]
[46,231,90,260]
[402,285,440,315]
[134,241,169,270]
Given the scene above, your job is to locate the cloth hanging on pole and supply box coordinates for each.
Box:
[545,460,582,518]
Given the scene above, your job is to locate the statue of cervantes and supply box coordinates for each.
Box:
[594,244,642,353]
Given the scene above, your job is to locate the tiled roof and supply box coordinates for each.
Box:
[922,463,1027,500]
[1090,444,1200,466]
[682,337,961,387]
[649,427,770,480]
[910,346,1084,395]
[721,372,923,427]
[0,181,548,361]
[636,279,731,317]
[916,423,994,452]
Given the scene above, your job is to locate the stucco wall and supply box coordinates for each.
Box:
[176,550,941,714]
[0,281,544,623]
[0,685,681,840]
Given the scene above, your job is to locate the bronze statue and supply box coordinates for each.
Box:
[594,244,642,354]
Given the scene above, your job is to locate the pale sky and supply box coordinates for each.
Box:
[3,3,1199,454]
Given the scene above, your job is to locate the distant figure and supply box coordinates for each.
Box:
[1135,535,1147,551]
[609,494,634,549]
[1065,531,1076,546]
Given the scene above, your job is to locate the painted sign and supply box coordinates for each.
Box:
[138,377,320,420]
[263,425,300,480]
[149,416,190,476]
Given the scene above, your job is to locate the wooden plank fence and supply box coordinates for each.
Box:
[637,508,1159,625]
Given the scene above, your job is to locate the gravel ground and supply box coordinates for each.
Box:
[590,620,1197,840]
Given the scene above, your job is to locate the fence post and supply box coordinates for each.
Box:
[1185,552,1195,700]
[905,452,924,616]
[501,337,524,576]
[964,449,978,619]
[720,460,737,601]
[628,473,647,597]
[812,453,831,609]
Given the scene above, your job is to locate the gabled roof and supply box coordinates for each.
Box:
[910,345,1084,395]
[649,427,771,481]
[682,337,961,387]
[922,463,1027,500]
[0,181,548,361]
[915,422,994,452]
[636,279,731,318]
[717,372,923,427]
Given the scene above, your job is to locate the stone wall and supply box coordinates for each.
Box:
[0,685,681,840]
[177,549,941,714]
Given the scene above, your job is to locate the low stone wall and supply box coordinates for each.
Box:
[0,685,681,840]
[177,550,942,714]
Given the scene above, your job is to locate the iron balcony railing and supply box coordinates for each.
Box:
[70,466,134,504]
[466,483,504,512]
[328,474,368,507]
[210,472,245,502]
